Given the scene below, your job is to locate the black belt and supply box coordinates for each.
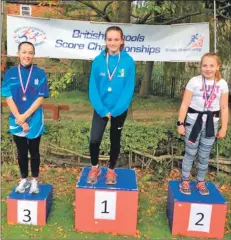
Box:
[187,107,220,143]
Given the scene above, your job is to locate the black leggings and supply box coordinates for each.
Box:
[90,110,127,169]
[13,135,41,178]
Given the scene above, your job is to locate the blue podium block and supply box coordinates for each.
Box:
[167,180,227,239]
[7,184,53,225]
[75,167,138,235]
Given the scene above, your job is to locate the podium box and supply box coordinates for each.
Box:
[75,167,138,236]
[167,180,227,239]
[7,184,53,226]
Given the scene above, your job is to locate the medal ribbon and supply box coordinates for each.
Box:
[203,76,216,109]
[106,52,120,81]
[18,64,33,97]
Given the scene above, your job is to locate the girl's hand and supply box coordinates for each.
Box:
[21,122,29,133]
[16,114,27,125]
[217,128,227,139]
[177,125,185,135]
[106,113,111,119]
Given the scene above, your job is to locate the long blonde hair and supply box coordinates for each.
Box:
[201,53,222,81]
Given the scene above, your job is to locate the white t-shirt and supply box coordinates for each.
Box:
[186,75,229,121]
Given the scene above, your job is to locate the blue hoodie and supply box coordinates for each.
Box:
[89,50,135,117]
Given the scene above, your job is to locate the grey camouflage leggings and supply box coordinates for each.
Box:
[182,116,218,182]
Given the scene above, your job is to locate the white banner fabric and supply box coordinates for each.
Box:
[7,16,210,62]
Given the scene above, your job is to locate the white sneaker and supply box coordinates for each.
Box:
[29,179,40,194]
[15,179,30,193]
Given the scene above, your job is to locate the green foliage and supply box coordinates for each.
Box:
[1,118,13,153]
[42,120,231,158]
[2,116,230,159]
[216,127,231,158]
[48,69,73,97]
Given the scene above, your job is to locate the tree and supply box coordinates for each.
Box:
[55,0,231,97]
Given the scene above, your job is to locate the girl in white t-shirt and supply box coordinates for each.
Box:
[177,53,229,195]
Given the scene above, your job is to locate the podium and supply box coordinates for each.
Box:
[7,184,53,226]
[75,167,138,236]
[167,180,227,239]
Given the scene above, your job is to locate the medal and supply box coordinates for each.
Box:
[22,95,27,101]
[108,87,112,92]
[203,76,216,109]
[18,64,33,101]
[106,52,120,81]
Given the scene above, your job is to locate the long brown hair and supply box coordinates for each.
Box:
[104,26,124,54]
[201,53,222,81]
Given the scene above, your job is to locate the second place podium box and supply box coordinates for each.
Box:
[167,180,227,239]
[75,167,138,236]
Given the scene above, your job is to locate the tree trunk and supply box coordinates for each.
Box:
[139,61,154,97]
[116,1,131,23]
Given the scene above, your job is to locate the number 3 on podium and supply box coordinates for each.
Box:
[94,191,117,220]
[188,203,213,233]
[17,200,38,225]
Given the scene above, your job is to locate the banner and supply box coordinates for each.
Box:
[7,15,210,62]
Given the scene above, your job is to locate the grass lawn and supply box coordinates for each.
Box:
[44,91,181,123]
[1,164,231,239]
[2,92,181,123]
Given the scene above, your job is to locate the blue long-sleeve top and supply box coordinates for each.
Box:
[89,49,135,117]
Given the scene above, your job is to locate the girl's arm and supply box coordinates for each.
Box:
[16,97,44,124]
[217,92,229,138]
[177,90,193,135]
[110,60,135,117]
[5,97,20,118]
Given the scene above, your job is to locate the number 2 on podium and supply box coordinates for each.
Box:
[188,203,212,233]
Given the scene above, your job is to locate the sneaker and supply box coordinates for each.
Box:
[196,181,209,195]
[15,178,30,193]
[29,179,40,194]
[106,169,117,185]
[87,167,101,184]
[179,180,191,195]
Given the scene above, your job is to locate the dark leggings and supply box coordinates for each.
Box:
[90,110,127,169]
[13,135,41,178]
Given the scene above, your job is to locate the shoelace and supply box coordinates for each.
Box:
[18,179,27,187]
[106,170,117,178]
[182,181,190,189]
[197,182,206,190]
[89,168,99,177]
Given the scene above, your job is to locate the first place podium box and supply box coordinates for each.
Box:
[7,184,53,226]
[167,180,227,239]
[75,167,138,236]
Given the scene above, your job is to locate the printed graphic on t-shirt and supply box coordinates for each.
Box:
[200,84,220,109]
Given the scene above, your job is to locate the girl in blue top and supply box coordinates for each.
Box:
[87,26,135,185]
[1,41,49,194]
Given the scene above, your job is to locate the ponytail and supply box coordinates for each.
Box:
[215,70,222,81]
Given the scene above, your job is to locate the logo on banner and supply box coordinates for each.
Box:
[186,33,204,48]
[13,27,47,47]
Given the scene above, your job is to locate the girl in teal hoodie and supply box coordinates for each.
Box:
[87,26,135,185]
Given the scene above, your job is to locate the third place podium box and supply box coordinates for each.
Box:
[7,184,53,226]
[167,180,227,239]
[75,167,138,236]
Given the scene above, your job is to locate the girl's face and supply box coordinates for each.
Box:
[105,30,124,54]
[18,44,35,66]
[201,56,219,80]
